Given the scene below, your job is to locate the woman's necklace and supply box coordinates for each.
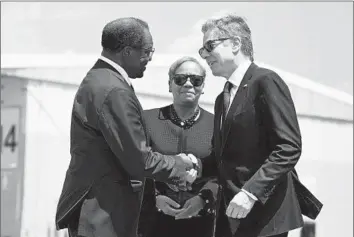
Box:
[169,105,200,129]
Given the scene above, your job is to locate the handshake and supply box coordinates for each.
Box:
[170,153,200,191]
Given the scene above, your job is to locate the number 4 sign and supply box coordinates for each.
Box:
[1,107,20,169]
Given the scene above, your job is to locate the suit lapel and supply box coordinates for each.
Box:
[214,94,223,156]
[221,63,257,152]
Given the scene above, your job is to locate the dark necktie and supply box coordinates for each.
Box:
[222,81,233,120]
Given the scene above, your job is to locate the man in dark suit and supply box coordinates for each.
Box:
[55,17,198,237]
[196,13,323,237]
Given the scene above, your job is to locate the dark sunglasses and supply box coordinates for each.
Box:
[173,74,205,87]
[198,37,231,57]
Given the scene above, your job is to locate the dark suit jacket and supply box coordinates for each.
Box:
[201,63,323,237]
[55,59,192,237]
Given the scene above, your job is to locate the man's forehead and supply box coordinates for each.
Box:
[142,29,154,47]
[203,28,222,41]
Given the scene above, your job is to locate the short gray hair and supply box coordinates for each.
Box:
[101,17,149,52]
[201,13,254,61]
[168,56,206,81]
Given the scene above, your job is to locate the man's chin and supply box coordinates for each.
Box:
[130,72,144,79]
[210,68,221,77]
[135,73,144,78]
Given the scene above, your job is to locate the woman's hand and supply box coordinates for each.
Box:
[156,195,183,217]
[175,195,205,220]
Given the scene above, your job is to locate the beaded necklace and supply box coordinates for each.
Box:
[169,105,200,129]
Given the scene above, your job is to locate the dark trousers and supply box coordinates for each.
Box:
[147,211,214,237]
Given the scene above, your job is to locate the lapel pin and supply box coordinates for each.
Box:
[243,84,248,88]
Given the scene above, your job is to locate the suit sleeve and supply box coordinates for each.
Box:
[200,93,222,178]
[200,138,218,178]
[98,88,191,181]
[199,100,221,205]
[242,72,302,204]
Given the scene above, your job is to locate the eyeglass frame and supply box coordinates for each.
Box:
[139,47,155,58]
[198,37,231,57]
[172,74,205,87]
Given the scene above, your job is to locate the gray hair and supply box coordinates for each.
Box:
[168,56,206,81]
[201,13,254,61]
[101,17,149,52]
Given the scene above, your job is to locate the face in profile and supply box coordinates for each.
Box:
[199,29,238,78]
[124,28,154,79]
[169,61,205,106]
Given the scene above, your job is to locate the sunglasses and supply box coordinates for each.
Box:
[172,74,205,87]
[198,37,231,57]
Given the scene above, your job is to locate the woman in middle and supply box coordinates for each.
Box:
[138,56,218,237]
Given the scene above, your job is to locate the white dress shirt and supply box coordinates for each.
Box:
[99,55,132,86]
[225,60,252,114]
[224,60,258,201]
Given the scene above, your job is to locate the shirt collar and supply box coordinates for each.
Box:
[228,60,252,88]
[99,55,131,86]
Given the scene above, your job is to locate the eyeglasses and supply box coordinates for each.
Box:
[141,47,155,58]
[198,37,230,57]
[172,74,205,87]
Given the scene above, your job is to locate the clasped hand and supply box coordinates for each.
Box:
[156,195,205,219]
[172,153,199,190]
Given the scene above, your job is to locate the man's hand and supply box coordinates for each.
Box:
[156,195,183,217]
[175,195,205,220]
[226,191,256,219]
[176,153,194,170]
[185,169,197,183]
[170,153,198,190]
[173,168,197,191]
[188,153,202,178]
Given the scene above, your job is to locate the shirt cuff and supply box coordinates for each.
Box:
[241,189,258,201]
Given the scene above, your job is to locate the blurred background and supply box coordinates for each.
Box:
[1,2,353,237]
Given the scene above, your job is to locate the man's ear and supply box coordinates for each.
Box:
[122,46,132,57]
[231,36,241,54]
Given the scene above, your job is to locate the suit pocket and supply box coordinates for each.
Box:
[130,180,143,192]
